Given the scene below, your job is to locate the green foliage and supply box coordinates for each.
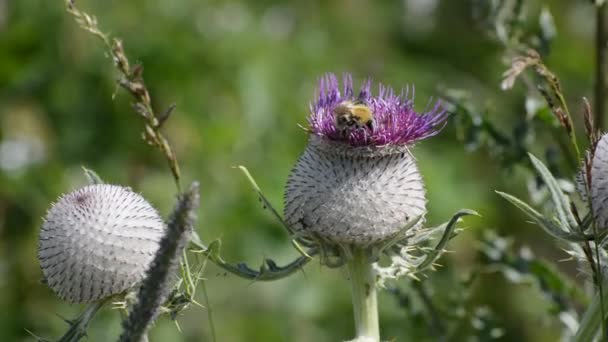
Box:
[0,0,602,341]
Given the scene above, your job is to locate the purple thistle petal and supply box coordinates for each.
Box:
[308,73,448,147]
[358,79,371,102]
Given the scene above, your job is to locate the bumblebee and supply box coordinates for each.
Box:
[332,101,374,132]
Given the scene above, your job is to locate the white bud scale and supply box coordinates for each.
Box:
[284,136,426,246]
[38,184,166,303]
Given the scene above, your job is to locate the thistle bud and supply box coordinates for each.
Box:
[591,134,608,228]
[38,184,165,303]
[284,74,447,247]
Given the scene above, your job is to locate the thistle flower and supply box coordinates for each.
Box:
[38,184,166,303]
[284,73,447,247]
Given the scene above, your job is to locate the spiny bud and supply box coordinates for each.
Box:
[591,134,608,228]
[284,73,447,247]
[38,184,165,303]
[285,136,426,246]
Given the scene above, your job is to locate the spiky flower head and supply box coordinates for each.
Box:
[579,133,608,228]
[284,73,447,248]
[38,184,165,303]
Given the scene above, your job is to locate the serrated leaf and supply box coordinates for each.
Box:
[377,215,424,255]
[234,165,316,251]
[415,209,479,272]
[496,191,589,242]
[189,238,314,281]
[234,165,291,232]
[528,153,578,230]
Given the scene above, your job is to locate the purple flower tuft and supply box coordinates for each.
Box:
[308,73,448,147]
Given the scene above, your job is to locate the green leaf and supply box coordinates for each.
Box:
[575,288,608,342]
[478,232,588,317]
[189,237,315,281]
[527,260,588,307]
[81,166,104,185]
[415,209,479,273]
[234,166,290,232]
[377,215,424,255]
[234,165,316,251]
[496,191,589,242]
[528,153,577,230]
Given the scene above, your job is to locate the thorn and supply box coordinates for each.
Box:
[24,328,48,342]
[408,273,421,281]
[55,313,73,325]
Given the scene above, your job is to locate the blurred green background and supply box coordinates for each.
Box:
[0,0,600,341]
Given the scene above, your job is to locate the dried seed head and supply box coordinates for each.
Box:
[38,184,165,303]
[284,136,426,246]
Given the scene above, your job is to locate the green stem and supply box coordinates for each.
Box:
[346,248,379,341]
[201,280,217,342]
[591,222,606,342]
[554,90,581,161]
[58,299,107,342]
[575,284,608,342]
[596,0,607,130]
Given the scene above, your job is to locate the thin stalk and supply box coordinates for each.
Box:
[346,248,379,341]
[553,89,581,161]
[575,283,608,342]
[585,198,607,341]
[413,281,446,342]
[201,280,217,342]
[65,0,182,191]
[591,223,606,341]
[596,1,607,130]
